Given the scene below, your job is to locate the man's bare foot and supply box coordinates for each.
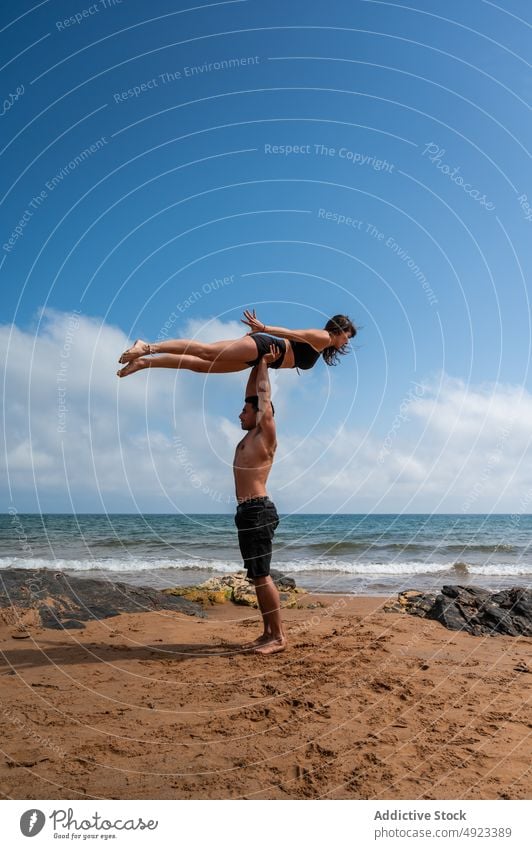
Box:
[253,637,287,656]
[118,339,150,364]
[117,358,147,378]
[243,633,271,648]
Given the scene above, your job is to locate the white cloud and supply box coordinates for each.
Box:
[181,316,244,343]
[0,310,233,511]
[1,311,532,513]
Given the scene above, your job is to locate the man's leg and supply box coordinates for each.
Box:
[252,576,286,655]
[236,501,285,653]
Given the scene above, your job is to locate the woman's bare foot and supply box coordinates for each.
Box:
[253,636,287,656]
[117,358,148,378]
[118,339,150,364]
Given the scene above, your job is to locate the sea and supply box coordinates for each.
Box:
[2,513,532,596]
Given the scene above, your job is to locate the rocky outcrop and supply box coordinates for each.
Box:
[385,585,532,637]
[384,589,437,618]
[0,568,204,630]
[163,569,304,608]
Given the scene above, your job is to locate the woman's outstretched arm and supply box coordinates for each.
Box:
[241,310,330,351]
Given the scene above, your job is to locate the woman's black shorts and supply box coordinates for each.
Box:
[246,333,287,368]
[234,497,279,579]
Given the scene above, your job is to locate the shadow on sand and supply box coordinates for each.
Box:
[0,639,266,670]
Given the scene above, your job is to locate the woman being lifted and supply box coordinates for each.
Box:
[117,310,356,377]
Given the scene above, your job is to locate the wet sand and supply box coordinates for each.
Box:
[0,593,530,800]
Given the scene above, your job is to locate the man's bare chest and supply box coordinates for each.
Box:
[234,435,254,464]
[234,433,271,467]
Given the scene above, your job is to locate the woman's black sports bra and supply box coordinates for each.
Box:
[290,340,321,370]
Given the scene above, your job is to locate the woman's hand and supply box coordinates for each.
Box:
[241,308,266,334]
[263,344,281,364]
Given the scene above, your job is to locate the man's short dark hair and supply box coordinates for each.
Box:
[245,395,275,416]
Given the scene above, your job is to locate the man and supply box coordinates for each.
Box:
[234,344,287,655]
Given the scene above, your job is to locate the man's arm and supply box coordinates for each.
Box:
[245,364,259,398]
[255,351,276,444]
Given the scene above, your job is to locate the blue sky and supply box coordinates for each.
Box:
[1,0,531,513]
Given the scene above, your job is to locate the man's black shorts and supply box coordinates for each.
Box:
[234,497,279,579]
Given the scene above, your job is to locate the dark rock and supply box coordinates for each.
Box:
[430,593,470,632]
[0,568,205,630]
[270,569,296,590]
[443,585,490,601]
[383,590,436,617]
[386,585,532,637]
[57,619,86,630]
[38,607,87,630]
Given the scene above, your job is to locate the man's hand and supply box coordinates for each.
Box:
[263,343,281,365]
[241,308,266,334]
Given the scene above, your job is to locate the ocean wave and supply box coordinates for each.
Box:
[2,557,531,577]
[287,540,373,554]
[299,560,532,576]
[277,540,519,556]
[466,563,532,576]
[439,543,516,553]
[86,538,229,550]
[278,560,458,575]
[0,557,240,574]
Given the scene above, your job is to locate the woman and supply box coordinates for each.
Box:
[117,310,356,377]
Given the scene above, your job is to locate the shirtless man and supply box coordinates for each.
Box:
[234,344,287,656]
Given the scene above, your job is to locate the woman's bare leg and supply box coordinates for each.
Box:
[119,336,258,364]
[117,355,248,378]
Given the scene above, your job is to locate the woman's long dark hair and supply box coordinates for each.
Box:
[322,314,357,366]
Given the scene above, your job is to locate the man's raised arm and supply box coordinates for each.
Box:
[245,364,259,399]
[255,345,278,437]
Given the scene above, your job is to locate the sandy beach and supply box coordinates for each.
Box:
[1,592,531,800]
